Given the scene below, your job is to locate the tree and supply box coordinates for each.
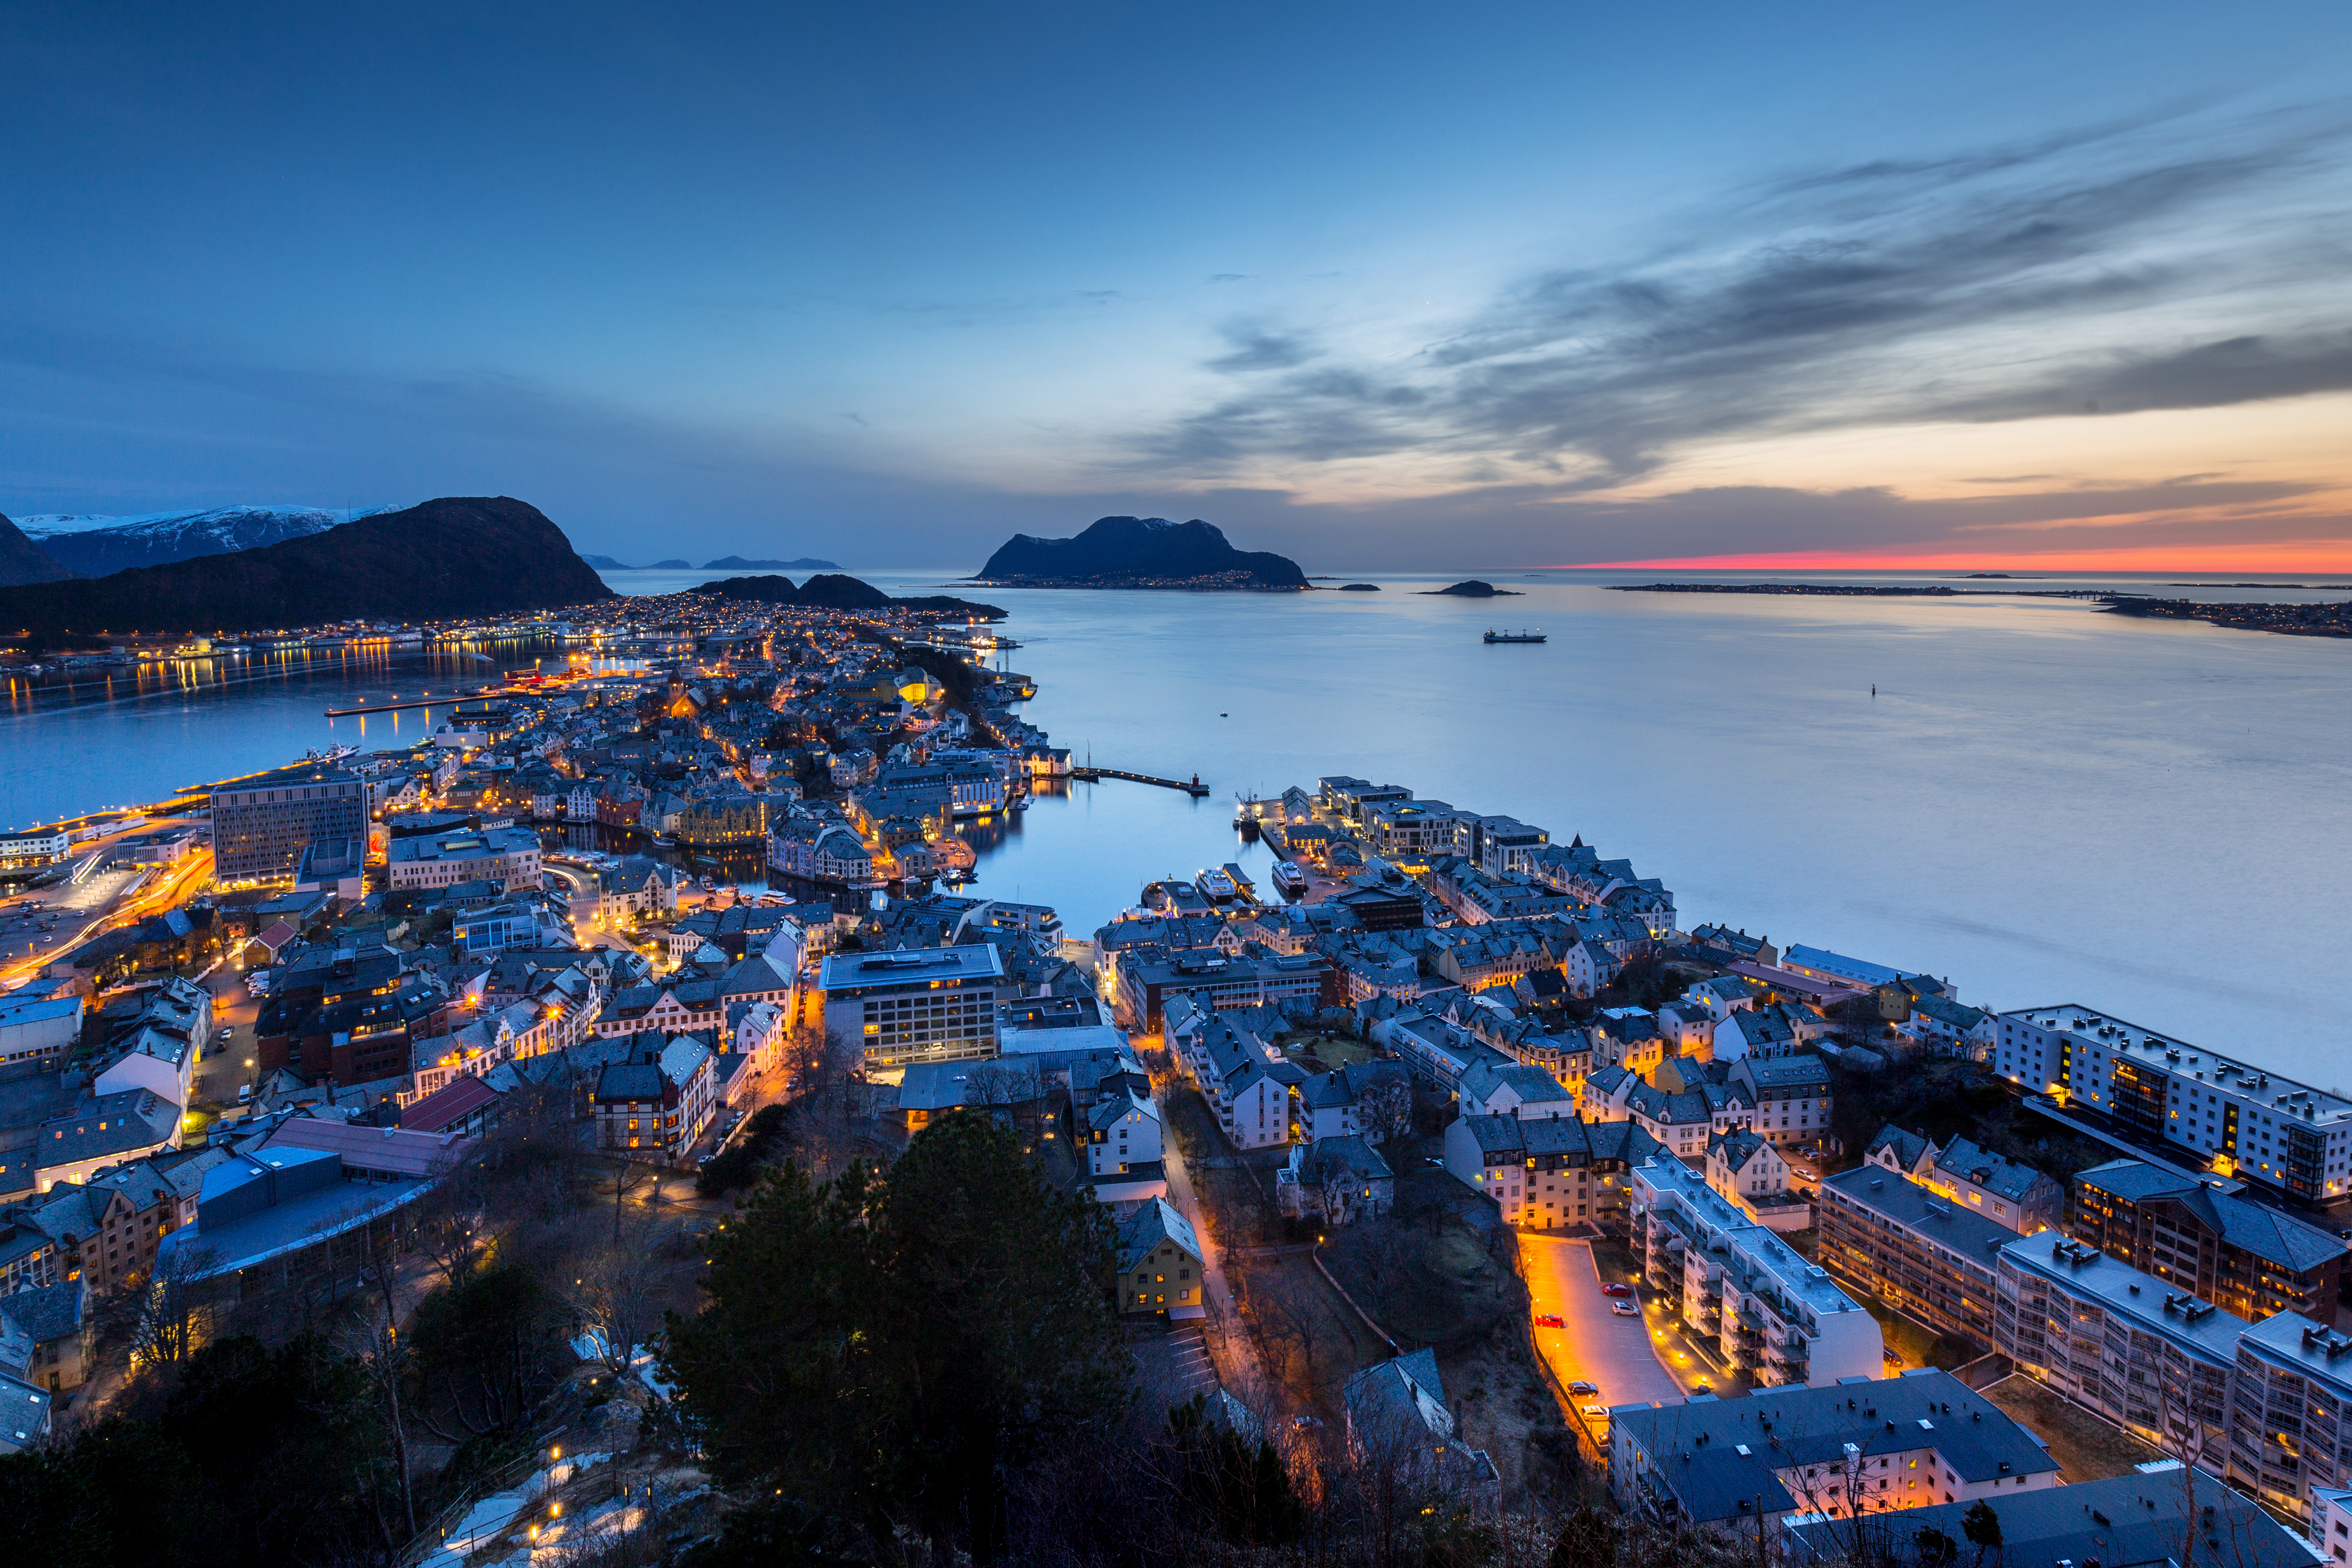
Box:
[1168,1393,1303,1546]
[664,1110,1131,1563]
[404,1259,570,1439]
[1917,1524,1962,1568]
[1962,1500,2004,1568]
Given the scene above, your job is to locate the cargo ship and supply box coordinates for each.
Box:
[1483,629,1546,644]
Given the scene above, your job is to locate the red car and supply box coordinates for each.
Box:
[1601,1283,1633,1297]
[1532,1313,1564,1328]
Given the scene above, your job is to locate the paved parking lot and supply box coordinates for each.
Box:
[1521,1234,1689,1421]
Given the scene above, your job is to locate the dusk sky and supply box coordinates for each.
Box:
[4,2,2347,572]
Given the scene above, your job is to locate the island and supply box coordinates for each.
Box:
[0,496,614,643]
[704,554,840,571]
[972,515,1307,590]
[1424,579,1519,597]
[1339,583,1381,591]
[694,572,1004,620]
[645,558,693,569]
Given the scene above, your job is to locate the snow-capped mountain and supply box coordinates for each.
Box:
[18,504,403,576]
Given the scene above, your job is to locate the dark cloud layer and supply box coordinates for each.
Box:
[1150,110,2352,491]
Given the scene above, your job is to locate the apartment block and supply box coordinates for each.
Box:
[819,945,1007,1073]
[1633,1156,1883,1388]
[1993,1233,2240,1469]
[2073,1159,2347,1324]
[1996,1005,2352,1202]
[1818,1167,2018,1349]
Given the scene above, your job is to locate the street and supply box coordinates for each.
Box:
[1520,1235,1688,1420]
[1156,1089,1271,1403]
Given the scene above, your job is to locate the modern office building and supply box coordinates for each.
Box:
[819,945,1008,1073]
[1818,1166,2019,1349]
[1995,1005,2352,1202]
[1993,1232,2241,1469]
[2074,1159,2347,1325]
[1633,1156,1883,1387]
[210,765,367,883]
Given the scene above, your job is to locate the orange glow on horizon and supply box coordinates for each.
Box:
[1554,540,2352,575]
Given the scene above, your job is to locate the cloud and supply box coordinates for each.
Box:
[1203,325,1320,374]
[1141,106,2352,491]
[1208,273,1251,283]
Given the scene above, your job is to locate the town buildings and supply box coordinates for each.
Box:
[1818,1165,2015,1347]
[1864,1127,2065,1233]
[1444,1112,1661,1231]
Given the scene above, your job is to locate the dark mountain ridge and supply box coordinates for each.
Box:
[975,516,1307,589]
[0,514,74,587]
[0,496,613,643]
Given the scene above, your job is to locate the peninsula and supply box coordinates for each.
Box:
[0,496,613,643]
[695,571,1004,619]
[973,515,1308,590]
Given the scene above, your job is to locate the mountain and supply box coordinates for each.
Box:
[582,553,634,569]
[975,516,1307,589]
[704,555,839,571]
[695,573,1004,620]
[0,496,614,643]
[0,514,74,587]
[18,504,400,576]
[646,558,692,569]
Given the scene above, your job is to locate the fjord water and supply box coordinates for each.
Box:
[6,568,2348,1077]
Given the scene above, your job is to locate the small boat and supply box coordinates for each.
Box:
[1011,798,1029,811]
[1483,629,1546,644]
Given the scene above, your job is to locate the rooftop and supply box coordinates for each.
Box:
[2003,1004,2352,1125]
[819,945,1005,989]
[1996,1232,2254,1367]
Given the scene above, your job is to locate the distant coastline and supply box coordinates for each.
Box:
[1608,581,2352,639]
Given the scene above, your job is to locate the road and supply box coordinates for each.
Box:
[1157,1093,1270,1403]
[0,826,216,989]
[1521,1235,1689,1421]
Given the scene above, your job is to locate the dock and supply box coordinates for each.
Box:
[322,696,464,717]
[1069,767,1210,797]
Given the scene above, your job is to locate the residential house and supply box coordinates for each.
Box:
[1706,1128,1809,1232]
[1275,1135,1395,1225]
[1115,1197,1204,1318]
[1443,1111,1663,1233]
[1730,1056,1833,1148]
[1342,1349,1498,1488]
[1455,1059,1576,1121]
[0,1280,91,1393]
[1296,1059,1413,1142]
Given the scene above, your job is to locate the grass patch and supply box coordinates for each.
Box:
[1982,1374,2162,1481]
[1282,1034,1378,1069]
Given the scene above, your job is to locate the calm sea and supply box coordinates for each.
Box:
[6,565,2348,1078]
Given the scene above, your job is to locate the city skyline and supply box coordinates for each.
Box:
[3,3,2347,571]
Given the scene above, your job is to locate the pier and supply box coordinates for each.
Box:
[322,695,465,717]
[1069,766,1210,797]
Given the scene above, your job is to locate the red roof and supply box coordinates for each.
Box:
[399,1075,500,1134]
[256,919,299,953]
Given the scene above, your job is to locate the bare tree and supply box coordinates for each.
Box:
[126,1242,210,1375]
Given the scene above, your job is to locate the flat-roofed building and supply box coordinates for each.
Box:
[1995,1005,2352,1204]
[820,945,1007,1072]
[386,825,542,894]
[2074,1159,2347,1325]
[1609,1367,2059,1527]
[0,994,81,1068]
[1780,1469,2314,1568]
[211,766,367,883]
[1994,1232,2242,1468]
[2229,1312,2352,1523]
[1818,1166,2021,1349]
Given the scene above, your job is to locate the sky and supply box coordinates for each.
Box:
[2,2,2347,573]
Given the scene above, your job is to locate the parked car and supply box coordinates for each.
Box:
[1610,1301,1638,1317]
[1580,1404,1610,1420]
[1600,1283,1632,1297]
[237,1083,254,1104]
[1566,1380,1598,1395]
[1532,1313,1563,1328]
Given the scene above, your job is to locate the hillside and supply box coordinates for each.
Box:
[19,504,398,575]
[0,496,613,642]
[0,514,73,587]
[974,516,1307,589]
[695,573,1004,619]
